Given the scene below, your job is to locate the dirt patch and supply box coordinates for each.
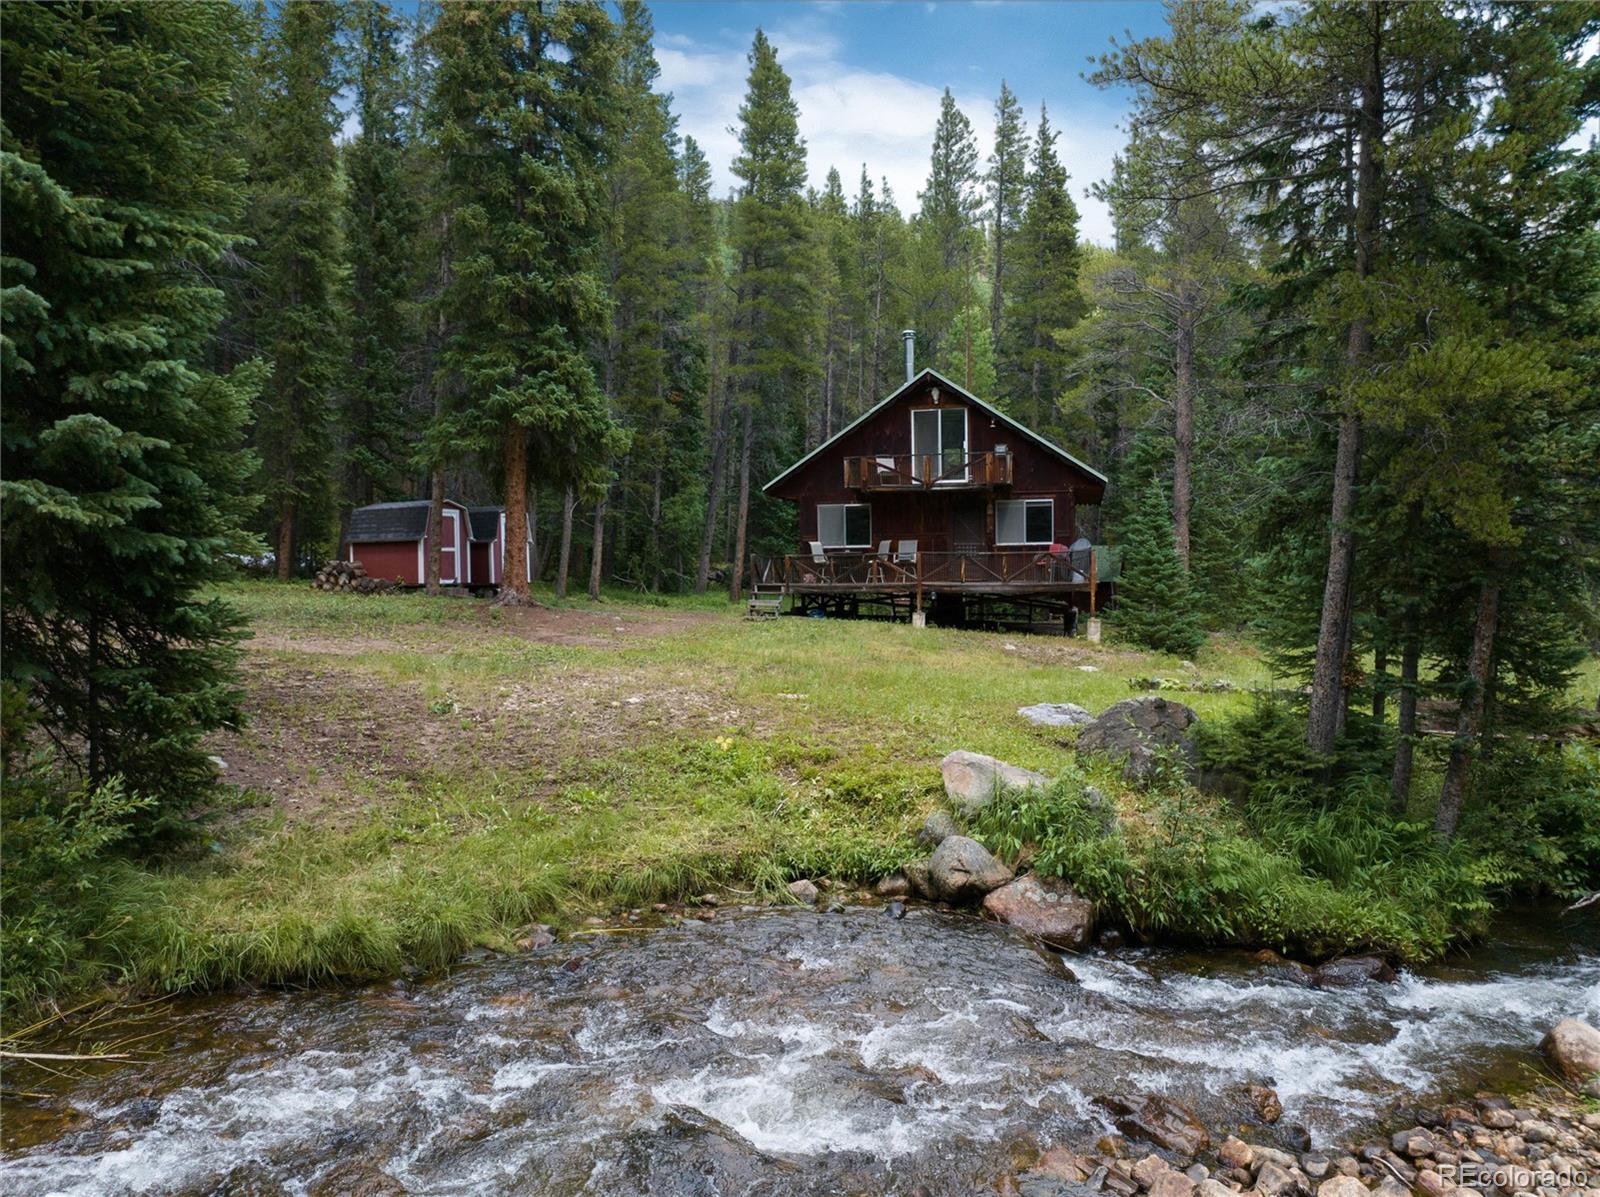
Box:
[213,605,740,830]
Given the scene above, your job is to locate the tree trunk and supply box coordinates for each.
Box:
[534,480,547,585]
[1390,605,1420,811]
[555,485,575,599]
[425,469,445,595]
[1172,315,1196,570]
[1434,580,1500,840]
[728,403,754,603]
[275,502,295,581]
[587,494,606,600]
[1308,8,1382,756]
[1371,636,1388,721]
[696,387,731,593]
[501,422,531,602]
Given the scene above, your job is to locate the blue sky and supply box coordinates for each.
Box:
[649,1,1174,244]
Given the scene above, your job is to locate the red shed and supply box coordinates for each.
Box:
[346,499,469,587]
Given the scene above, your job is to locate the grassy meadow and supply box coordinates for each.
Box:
[11,579,1593,1020]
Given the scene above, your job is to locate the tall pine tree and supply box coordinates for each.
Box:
[245,0,345,577]
[725,30,813,601]
[2,0,262,826]
[987,81,1029,352]
[428,0,624,602]
[342,0,419,511]
[914,89,981,364]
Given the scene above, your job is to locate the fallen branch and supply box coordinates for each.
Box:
[0,1049,131,1061]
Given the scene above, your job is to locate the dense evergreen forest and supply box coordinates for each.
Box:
[2,0,1598,1018]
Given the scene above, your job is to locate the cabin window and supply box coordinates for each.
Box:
[996,498,1054,545]
[911,406,968,482]
[817,503,872,549]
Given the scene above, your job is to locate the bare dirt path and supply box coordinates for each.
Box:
[213,602,739,829]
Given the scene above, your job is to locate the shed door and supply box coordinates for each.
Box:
[440,509,462,584]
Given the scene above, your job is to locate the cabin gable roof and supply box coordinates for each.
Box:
[760,368,1107,496]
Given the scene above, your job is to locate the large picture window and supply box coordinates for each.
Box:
[910,406,968,482]
[996,498,1054,546]
[817,503,872,548]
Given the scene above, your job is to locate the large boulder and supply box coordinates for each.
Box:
[1093,1093,1210,1158]
[1076,697,1200,784]
[982,874,1096,951]
[928,835,1014,904]
[918,809,960,847]
[940,750,1049,815]
[1018,702,1095,728]
[1541,1018,1600,1083]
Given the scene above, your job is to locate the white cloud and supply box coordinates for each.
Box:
[655,25,1128,245]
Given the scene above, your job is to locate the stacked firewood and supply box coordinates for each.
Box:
[310,560,397,594]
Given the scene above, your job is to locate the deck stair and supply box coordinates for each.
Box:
[746,583,785,620]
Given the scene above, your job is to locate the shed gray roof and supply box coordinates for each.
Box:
[348,501,430,544]
[468,507,503,542]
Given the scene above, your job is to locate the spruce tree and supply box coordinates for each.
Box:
[725,30,813,601]
[1115,474,1206,659]
[427,1,623,601]
[1000,105,1085,429]
[1,0,262,828]
[244,0,346,577]
[342,0,419,509]
[914,89,981,363]
[987,81,1029,349]
[938,305,998,399]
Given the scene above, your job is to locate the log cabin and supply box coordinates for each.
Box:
[756,354,1109,632]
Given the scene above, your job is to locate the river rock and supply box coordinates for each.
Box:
[940,750,1049,815]
[1037,1145,1095,1182]
[919,809,961,846]
[1251,1160,1303,1197]
[1019,702,1095,728]
[1370,1179,1410,1197]
[1313,956,1397,987]
[1391,1128,1433,1158]
[1197,1182,1236,1197]
[1095,1094,1210,1158]
[1219,1138,1254,1170]
[1316,1178,1368,1197]
[1150,1171,1197,1197]
[929,836,1014,904]
[309,1161,406,1197]
[982,874,1096,950]
[903,857,935,899]
[1246,1084,1283,1124]
[1076,697,1200,784]
[787,878,819,904]
[875,872,911,899]
[1540,1018,1600,1082]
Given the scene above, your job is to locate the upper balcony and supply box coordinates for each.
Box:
[842,451,1013,491]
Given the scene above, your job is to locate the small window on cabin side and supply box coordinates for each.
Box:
[817,503,871,549]
[996,498,1054,545]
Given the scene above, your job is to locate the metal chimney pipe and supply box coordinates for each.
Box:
[901,329,915,383]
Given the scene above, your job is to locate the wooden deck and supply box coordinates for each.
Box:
[750,547,1102,631]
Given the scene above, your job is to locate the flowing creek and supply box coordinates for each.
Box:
[4,908,1597,1196]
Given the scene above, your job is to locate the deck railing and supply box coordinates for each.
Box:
[753,547,1097,592]
[842,451,1013,490]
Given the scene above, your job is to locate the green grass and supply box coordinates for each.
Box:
[11,579,1589,1020]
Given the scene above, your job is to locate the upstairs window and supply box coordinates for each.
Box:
[996,498,1054,545]
[911,406,968,482]
[817,503,872,549]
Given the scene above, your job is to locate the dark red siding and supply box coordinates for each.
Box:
[351,540,422,585]
[765,374,1103,554]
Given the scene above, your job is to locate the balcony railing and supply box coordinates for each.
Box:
[752,547,1097,592]
[842,451,1013,490]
